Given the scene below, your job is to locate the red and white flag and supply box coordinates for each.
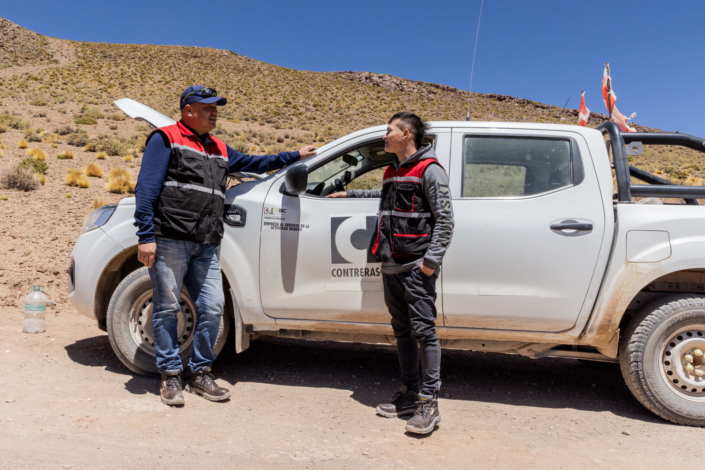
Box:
[602,63,636,132]
[578,90,590,126]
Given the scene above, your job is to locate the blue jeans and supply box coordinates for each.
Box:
[148,237,225,374]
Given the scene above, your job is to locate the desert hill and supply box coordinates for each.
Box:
[0,18,703,308]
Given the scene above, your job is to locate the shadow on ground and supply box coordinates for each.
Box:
[66,333,666,425]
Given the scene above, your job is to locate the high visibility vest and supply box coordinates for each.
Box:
[146,120,229,246]
[372,152,443,263]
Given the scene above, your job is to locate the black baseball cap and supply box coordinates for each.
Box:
[180,85,227,109]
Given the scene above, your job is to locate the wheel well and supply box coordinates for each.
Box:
[94,247,235,331]
[624,269,705,327]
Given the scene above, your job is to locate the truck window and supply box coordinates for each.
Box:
[463,136,572,197]
[306,136,435,196]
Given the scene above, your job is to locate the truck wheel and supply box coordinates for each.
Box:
[106,267,230,376]
[620,294,705,426]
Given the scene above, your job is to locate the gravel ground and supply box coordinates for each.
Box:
[0,304,703,470]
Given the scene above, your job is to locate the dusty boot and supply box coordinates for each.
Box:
[405,395,441,434]
[376,385,420,418]
[185,369,231,402]
[160,372,185,406]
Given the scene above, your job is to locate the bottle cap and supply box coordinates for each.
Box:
[31,285,45,292]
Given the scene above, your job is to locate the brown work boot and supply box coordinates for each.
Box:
[376,385,420,418]
[185,369,231,402]
[160,372,185,406]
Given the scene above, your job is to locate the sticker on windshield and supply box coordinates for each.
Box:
[330,215,381,280]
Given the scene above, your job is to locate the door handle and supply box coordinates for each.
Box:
[550,222,593,231]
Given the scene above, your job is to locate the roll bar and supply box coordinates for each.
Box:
[597,122,705,205]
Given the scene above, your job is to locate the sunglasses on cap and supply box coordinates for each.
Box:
[181,87,218,105]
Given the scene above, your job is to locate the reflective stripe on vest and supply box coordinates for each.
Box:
[162,181,225,199]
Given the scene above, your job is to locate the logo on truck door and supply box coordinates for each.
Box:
[330,215,381,279]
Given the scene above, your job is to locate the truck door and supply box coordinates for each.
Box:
[442,129,606,332]
[259,130,450,323]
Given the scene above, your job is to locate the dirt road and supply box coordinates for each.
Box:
[0,304,702,470]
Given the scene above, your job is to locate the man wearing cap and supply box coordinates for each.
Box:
[135,86,317,406]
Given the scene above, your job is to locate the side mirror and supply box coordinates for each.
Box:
[284,165,308,196]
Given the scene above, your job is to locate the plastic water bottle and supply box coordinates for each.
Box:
[23,285,48,334]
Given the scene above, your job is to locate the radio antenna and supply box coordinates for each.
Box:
[466,0,485,121]
[555,96,571,123]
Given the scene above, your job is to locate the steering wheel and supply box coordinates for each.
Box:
[334,178,345,193]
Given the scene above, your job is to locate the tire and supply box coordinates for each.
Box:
[106,267,230,376]
[620,294,705,426]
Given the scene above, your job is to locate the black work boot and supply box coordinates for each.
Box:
[160,372,185,406]
[185,369,231,402]
[376,385,420,418]
[405,395,441,434]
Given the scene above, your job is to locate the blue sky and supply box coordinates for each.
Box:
[4,0,704,135]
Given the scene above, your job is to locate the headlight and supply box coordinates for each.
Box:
[81,204,118,234]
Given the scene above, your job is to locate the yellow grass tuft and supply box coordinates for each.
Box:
[85,163,104,178]
[51,143,58,148]
[106,167,135,194]
[92,196,111,210]
[65,168,90,188]
[35,174,46,185]
[42,133,59,144]
[18,140,29,149]
[122,154,133,162]
[0,149,3,157]
[27,148,47,161]
[96,152,107,160]
[58,150,75,159]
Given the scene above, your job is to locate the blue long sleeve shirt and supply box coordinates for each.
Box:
[134,130,300,244]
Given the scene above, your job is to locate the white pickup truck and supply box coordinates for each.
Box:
[68,100,705,426]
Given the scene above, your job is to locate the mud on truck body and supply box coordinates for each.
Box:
[68,100,705,426]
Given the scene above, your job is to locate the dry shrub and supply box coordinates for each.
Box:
[106,167,135,194]
[93,196,111,210]
[97,138,125,156]
[42,133,59,144]
[123,154,133,162]
[96,152,107,160]
[19,158,48,175]
[1,165,39,191]
[86,163,104,178]
[84,143,97,152]
[27,148,47,161]
[51,143,58,148]
[18,140,29,149]
[58,151,75,160]
[66,168,90,188]
[67,133,90,147]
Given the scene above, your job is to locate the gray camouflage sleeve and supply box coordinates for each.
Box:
[422,165,454,271]
[346,188,383,198]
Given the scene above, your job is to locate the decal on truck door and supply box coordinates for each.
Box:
[330,215,381,279]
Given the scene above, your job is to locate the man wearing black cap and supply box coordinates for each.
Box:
[135,86,317,406]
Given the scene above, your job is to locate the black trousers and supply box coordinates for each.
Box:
[382,267,441,397]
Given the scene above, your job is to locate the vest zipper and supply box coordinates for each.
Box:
[200,139,215,245]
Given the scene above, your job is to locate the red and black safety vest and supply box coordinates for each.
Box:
[147,121,230,246]
[372,155,442,263]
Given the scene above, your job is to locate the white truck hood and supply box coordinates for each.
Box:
[114,98,176,129]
